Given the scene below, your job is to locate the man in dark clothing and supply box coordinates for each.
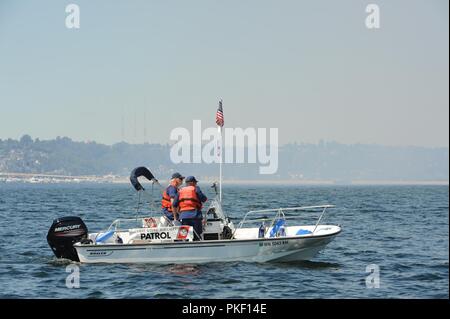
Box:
[161,172,184,222]
[173,176,207,240]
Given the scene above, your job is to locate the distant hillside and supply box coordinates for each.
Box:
[0,135,448,182]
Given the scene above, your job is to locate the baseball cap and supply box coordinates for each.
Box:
[185,176,198,183]
[171,172,185,180]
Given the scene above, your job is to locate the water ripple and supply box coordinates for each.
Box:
[0,183,448,298]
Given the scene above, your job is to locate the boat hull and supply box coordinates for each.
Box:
[75,229,340,264]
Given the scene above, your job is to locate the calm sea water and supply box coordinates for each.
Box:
[0,183,448,299]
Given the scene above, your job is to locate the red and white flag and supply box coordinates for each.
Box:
[215,99,224,127]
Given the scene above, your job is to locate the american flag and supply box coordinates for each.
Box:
[215,100,224,127]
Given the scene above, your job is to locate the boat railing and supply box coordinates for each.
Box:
[237,205,335,234]
[93,217,158,236]
[108,216,174,231]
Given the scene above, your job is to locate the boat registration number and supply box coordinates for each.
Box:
[259,240,288,247]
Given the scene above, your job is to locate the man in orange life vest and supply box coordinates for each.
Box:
[161,172,185,222]
[173,176,208,240]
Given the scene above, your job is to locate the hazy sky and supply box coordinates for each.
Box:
[0,0,448,147]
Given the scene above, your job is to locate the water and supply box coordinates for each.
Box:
[0,183,448,298]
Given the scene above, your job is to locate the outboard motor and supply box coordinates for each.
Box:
[47,216,88,262]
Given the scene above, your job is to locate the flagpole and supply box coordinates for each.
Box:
[218,125,222,203]
[215,99,224,203]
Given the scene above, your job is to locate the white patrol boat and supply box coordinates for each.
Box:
[47,102,341,264]
[47,167,341,264]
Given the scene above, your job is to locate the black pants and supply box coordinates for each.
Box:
[181,218,203,241]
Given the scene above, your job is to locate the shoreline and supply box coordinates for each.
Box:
[0,173,448,186]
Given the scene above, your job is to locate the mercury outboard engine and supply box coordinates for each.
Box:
[47,216,88,262]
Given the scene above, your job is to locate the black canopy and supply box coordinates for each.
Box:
[130,167,157,191]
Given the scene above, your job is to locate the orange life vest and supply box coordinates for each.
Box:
[161,182,178,212]
[178,185,202,212]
